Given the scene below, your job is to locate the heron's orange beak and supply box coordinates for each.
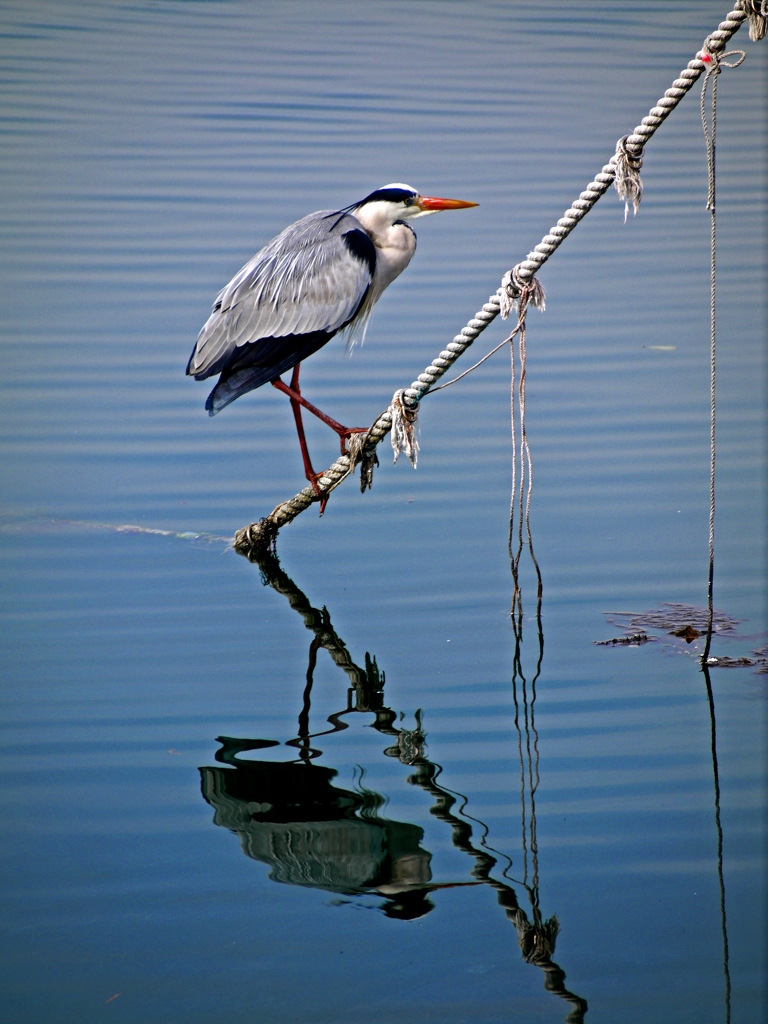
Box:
[418,195,478,211]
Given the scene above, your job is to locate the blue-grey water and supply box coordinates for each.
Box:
[1,2,766,1022]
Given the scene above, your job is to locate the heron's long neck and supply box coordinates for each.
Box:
[355,208,417,299]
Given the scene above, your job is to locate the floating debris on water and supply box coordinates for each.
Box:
[597,603,767,672]
[594,632,651,647]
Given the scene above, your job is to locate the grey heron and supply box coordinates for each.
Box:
[187,183,477,506]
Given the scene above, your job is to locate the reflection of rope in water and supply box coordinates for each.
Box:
[504,391,583,1019]
[286,613,376,763]
[506,329,545,895]
[423,763,517,883]
[507,565,545,902]
[702,662,732,1023]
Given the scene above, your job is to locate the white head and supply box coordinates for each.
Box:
[352,183,477,224]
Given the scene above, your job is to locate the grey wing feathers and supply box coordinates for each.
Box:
[187,210,374,380]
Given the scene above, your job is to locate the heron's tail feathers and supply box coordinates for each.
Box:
[205,366,275,415]
[203,331,336,416]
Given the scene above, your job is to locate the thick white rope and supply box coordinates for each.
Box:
[234,2,755,553]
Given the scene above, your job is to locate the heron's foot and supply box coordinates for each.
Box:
[339,426,368,456]
[306,472,330,515]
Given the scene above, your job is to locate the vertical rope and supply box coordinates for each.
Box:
[698,48,745,663]
[701,55,719,663]
[509,335,518,566]
[508,288,544,619]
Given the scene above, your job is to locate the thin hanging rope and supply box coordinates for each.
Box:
[512,333,518,561]
[699,48,745,664]
[702,53,719,664]
[510,331,518,571]
[507,289,543,621]
[234,3,756,553]
[426,335,511,393]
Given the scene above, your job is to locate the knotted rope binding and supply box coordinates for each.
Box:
[389,390,420,468]
[744,0,767,40]
[613,136,645,221]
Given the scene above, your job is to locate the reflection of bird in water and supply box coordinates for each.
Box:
[200,741,437,920]
[207,544,587,1019]
[187,184,477,506]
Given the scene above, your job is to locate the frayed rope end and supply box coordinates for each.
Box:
[389,390,420,468]
[499,268,546,319]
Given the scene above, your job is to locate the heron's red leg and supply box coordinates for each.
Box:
[272,366,330,513]
[272,368,366,455]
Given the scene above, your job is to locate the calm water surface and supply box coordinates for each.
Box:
[1,2,766,1022]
